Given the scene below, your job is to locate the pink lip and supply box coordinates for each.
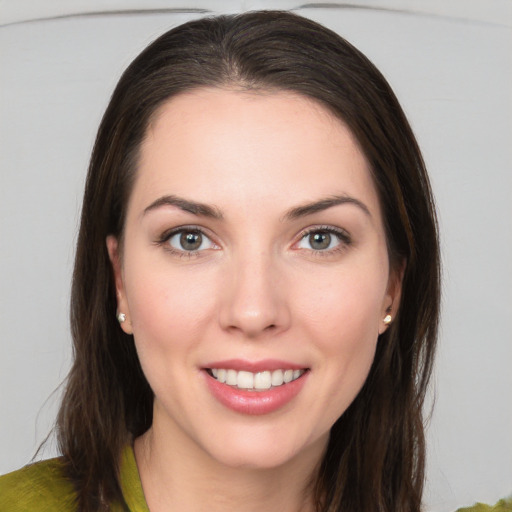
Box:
[203,367,309,416]
[204,358,306,372]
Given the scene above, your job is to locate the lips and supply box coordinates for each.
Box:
[203,359,309,415]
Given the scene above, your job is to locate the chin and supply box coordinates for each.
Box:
[200,426,326,471]
[210,446,299,470]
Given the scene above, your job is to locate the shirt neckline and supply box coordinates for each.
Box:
[120,445,150,512]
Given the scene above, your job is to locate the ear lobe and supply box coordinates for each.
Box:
[379,260,405,335]
[106,236,133,335]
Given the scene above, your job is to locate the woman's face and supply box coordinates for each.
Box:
[108,88,400,469]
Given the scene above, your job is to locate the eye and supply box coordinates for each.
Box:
[165,228,216,253]
[296,227,350,252]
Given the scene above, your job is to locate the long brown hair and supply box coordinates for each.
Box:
[58,11,440,511]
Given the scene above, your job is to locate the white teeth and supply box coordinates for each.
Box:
[209,367,305,390]
[271,369,284,386]
[237,371,254,389]
[226,369,237,386]
[254,371,271,390]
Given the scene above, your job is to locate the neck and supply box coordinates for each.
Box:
[134,420,325,512]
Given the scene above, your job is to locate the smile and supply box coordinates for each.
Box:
[207,368,306,391]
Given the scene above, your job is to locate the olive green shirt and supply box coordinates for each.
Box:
[0,446,510,511]
[0,446,148,511]
[458,502,512,512]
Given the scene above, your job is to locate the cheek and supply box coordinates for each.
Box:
[296,264,386,348]
[123,262,222,406]
[124,260,218,354]
[309,284,379,380]
[294,264,386,414]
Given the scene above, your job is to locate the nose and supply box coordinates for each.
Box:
[219,250,290,338]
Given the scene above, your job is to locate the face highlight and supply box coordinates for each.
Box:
[107,88,401,471]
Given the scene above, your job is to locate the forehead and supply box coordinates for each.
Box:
[132,88,381,221]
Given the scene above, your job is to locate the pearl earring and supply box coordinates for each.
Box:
[383,314,392,325]
[117,312,126,323]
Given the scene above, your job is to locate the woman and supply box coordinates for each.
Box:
[1,9,497,512]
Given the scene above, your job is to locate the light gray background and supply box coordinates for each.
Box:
[1,1,511,511]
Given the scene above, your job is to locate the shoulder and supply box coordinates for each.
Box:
[0,457,77,511]
[455,499,512,511]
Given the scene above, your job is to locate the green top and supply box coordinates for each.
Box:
[0,446,149,512]
[0,447,510,511]
[457,502,512,512]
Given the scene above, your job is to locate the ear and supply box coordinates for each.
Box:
[378,260,405,335]
[106,235,133,335]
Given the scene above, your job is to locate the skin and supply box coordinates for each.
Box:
[107,88,402,512]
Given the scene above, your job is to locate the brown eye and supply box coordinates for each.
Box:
[309,232,332,250]
[166,229,215,252]
[296,227,351,253]
[180,231,202,251]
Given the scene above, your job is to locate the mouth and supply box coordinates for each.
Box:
[203,361,310,414]
[205,368,307,392]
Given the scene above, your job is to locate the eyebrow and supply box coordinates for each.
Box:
[143,195,223,219]
[143,193,370,221]
[283,195,371,220]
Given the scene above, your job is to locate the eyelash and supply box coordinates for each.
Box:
[156,225,352,258]
[156,225,218,259]
[295,225,352,257]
